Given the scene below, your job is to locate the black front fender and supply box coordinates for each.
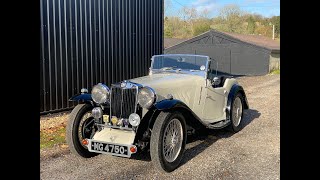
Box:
[137,99,188,138]
[69,93,93,103]
[135,99,204,143]
[154,99,189,111]
[153,99,204,129]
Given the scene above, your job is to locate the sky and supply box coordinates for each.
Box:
[165,0,280,18]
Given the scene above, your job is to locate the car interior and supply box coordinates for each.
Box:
[207,70,232,88]
[208,58,234,88]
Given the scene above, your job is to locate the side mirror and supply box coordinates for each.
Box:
[212,77,221,86]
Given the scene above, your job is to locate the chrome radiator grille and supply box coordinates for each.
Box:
[110,85,138,118]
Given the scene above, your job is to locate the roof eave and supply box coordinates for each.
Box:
[270,49,280,53]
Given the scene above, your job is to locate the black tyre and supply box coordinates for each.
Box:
[228,92,244,132]
[66,104,98,158]
[150,111,187,172]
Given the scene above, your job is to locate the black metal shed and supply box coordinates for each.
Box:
[164,30,280,76]
[40,0,164,114]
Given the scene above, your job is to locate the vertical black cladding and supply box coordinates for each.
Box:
[40,0,164,114]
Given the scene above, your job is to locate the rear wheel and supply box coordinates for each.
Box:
[66,104,98,158]
[150,111,187,172]
[228,92,244,132]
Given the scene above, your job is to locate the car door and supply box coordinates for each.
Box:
[201,59,227,123]
[202,84,227,123]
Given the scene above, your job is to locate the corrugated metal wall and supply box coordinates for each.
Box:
[40,0,164,114]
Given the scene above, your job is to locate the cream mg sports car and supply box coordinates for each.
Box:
[66,54,249,172]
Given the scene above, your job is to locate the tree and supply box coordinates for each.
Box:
[193,20,211,36]
[200,8,210,19]
[163,4,280,40]
[217,4,244,33]
[247,16,256,34]
[164,17,173,38]
[270,16,280,38]
[255,25,272,37]
[163,16,193,39]
[164,28,173,38]
[180,7,199,35]
[252,14,263,22]
[219,4,242,20]
[181,7,198,21]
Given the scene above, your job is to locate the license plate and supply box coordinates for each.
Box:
[88,140,134,158]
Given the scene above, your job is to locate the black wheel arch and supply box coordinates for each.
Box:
[227,84,249,110]
[226,84,249,122]
[135,99,205,143]
[69,93,110,112]
[69,93,93,103]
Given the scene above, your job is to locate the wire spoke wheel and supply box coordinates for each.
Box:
[66,104,98,158]
[232,97,243,127]
[150,111,186,172]
[77,112,96,149]
[162,119,183,163]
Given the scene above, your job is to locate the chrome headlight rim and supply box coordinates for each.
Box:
[92,107,103,119]
[91,83,110,104]
[137,86,156,109]
[129,113,141,127]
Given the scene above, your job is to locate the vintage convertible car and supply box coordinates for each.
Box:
[66,54,249,172]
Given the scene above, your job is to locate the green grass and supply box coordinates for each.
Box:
[270,69,280,75]
[40,126,66,149]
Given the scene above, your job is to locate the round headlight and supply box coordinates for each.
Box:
[91,83,110,104]
[137,87,156,108]
[129,113,141,127]
[92,107,103,119]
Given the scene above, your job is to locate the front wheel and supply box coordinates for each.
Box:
[150,111,187,172]
[66,104,98,158]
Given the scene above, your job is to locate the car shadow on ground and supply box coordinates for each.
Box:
[180,109,260,166]
[131,109,261,164]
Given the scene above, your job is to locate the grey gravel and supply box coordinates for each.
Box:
[40,74,280,180]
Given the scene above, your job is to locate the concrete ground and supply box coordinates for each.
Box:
[40,74,280,180]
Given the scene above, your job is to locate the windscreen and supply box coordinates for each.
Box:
[152,55,208,71]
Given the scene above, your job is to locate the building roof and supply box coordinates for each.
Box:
[223,32,280,51]
[164,38,188,49]
[165,30,280,53]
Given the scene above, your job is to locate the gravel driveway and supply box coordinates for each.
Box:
[40,74,280,180]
